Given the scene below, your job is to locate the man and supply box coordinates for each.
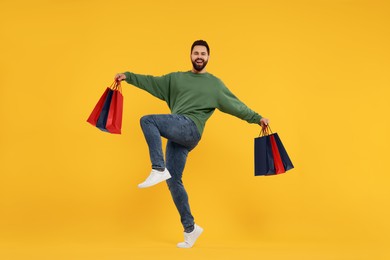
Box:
[115,40,269,248]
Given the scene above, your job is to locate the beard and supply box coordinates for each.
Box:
[192,58,208,72]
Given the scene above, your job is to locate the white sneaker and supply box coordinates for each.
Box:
[177,224,203,248]
[138,168,171,188]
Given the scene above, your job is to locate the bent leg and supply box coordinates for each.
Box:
[139,115,166,170]
[140,114,200,170]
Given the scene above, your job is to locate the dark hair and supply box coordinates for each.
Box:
[191,40,210,55]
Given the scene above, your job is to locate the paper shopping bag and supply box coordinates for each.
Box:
[270,134,285,174]
[254,129,275,176]
[95,88,113,132]
[272,133,294,171]
[86,87,110,126]
[105,84,124,134]
[87,81,123,134]
[254,125,294,176]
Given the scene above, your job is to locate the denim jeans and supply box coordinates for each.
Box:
[140,114,201,232]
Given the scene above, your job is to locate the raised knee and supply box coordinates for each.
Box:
[140,115,152,126]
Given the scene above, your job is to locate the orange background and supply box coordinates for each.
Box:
[1,0,389,259]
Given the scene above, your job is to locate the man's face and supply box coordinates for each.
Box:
[191,45,209,72]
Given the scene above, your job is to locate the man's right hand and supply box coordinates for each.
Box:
[115,73,126,82]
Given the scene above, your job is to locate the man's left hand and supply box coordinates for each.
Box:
[260,118,270,127]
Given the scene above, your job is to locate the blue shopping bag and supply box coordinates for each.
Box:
[96,88,114,132]
[254,133,275,176]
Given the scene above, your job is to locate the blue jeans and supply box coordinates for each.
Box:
[140,114,201,232]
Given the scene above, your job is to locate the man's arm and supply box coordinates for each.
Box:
[217,84,269,126]
[115,72,170,101]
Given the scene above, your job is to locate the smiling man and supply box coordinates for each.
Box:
[115,40,269,248]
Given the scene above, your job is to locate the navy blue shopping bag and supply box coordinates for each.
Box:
[254,131,275,176]
[96,88,114,132]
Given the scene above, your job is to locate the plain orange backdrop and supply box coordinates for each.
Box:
[0,0,389,259]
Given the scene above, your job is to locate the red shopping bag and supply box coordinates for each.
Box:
[105,83,123,134]
[87,81,123,134]
[86,87,111,126]
[270,134,285,174]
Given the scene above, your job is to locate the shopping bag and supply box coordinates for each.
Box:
[254,127,275,176]
[270,134,285,174]
[87,81,123,134]
[273,133,294,171]
[105,83,124,134]
[86,87,110,126]
[254,125,294,176]
[96,89,114,132]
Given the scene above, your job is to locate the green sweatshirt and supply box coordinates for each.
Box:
[124,71,262,136]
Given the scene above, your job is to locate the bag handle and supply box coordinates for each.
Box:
[109,80,122,93]
[258,124,273,137]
